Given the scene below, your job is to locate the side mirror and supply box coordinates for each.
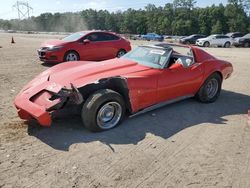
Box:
[83,39,90,44]
[169,63,183,71]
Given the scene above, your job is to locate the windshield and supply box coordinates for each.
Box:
[207,35,216,39]
[121,46,172,69]
[243,34,250,38]
[62,32,87,42]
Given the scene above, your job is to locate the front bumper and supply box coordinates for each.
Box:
[37,49,63,63]
[196,41,204,46]
[15,96,52,126]
[232,41,244,47]
[14,82,57,126]
[14,81,83,127]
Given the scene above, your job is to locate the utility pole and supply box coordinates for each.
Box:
[12,1,33,20]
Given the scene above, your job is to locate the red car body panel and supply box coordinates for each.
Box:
[38,31,131,63]
[15,45,233,126]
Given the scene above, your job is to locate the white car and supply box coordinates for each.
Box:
[196,34,233,48]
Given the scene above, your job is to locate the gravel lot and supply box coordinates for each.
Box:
[0,33,250,188]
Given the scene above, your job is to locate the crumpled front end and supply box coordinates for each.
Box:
[14,80,83,127]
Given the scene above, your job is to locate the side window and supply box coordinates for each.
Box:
[84,33,103,42]
[101,33,120,41]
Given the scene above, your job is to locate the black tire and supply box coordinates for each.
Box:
[116,49,126,58]
[224,42,231,48]
[195,73,222,103]
[81,89,125,132]
[64,51,80,62]
[244,42,249,48]
[204,41,210,47]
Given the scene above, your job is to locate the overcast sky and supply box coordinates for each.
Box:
[0,0,228,20]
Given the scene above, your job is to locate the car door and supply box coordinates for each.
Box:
[77,32,106,61]
[97,33,121,60]
[156,57,204,103]
[213,36,221,46]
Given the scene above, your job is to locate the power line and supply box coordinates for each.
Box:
[12,1,33,20]
[33,1,170,13]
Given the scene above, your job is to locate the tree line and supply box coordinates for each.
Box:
[0,0,250,36]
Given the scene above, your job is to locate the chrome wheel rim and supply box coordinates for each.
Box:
[117,51,125,58]
[206,78,218,99]
[96,102,122,129]
[66,53,78,61]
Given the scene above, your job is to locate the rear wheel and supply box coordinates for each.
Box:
[204,41,210,47]
[195,73,222,103]
[64,51,80,62]
[224,42,231,48]
[116,49,126,58]
[81,89,125,132]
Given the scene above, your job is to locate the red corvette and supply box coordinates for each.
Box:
[15,43,233,131]
[37,31,131,63]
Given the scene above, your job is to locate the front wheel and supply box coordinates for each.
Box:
[195,73,222,103]
[116,49,126,58]
[224,42,231,48]
[244,42,249,48]
[64,51,80,62]
[81,89,125,132]
[204,41,210,47]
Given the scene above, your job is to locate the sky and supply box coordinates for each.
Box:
[0,0,228,20]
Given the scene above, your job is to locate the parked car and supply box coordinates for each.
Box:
[37,30,131,63]
[141,33,164,41]
[180,34,207,44]
[164,35,172,39]
[226,32,244,39]
[14,43,233,132]
[233,33,250,47]
[196,34,233,48]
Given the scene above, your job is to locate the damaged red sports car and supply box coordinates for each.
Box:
[15,43,233,131]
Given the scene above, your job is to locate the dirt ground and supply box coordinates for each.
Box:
[0,33,250,188]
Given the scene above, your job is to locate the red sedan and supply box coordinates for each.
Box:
[37,31,131,63]
[15,43,233,131]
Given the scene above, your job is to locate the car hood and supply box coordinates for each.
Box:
[41,39,69,48]
[45,58,151,87]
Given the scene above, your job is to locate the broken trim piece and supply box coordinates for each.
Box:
[47,83,83,111]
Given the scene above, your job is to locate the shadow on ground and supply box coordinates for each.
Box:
[27,90,250,151]
[41,62,57,67]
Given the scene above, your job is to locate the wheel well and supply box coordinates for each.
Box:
[212,71,223,80]
[78,77,132,113]
[118,49,126,53]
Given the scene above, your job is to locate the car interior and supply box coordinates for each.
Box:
[167,52,194,68]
